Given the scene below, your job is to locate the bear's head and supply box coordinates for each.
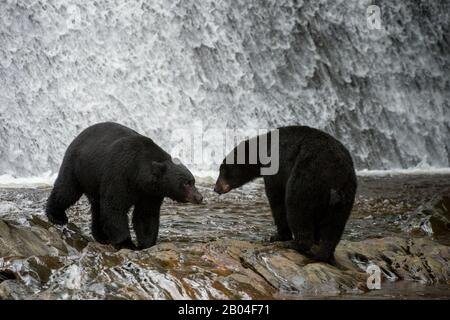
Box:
[214,162,260,194]
[140,159,203,204]
[214,139,261,194]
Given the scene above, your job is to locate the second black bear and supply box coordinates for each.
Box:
[214,126,357,262]
[46,122,203,249]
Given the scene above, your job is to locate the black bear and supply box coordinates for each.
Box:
[214,126,357,263]
[46,122,203,249]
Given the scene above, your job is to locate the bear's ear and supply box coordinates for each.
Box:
[151,161,167,177]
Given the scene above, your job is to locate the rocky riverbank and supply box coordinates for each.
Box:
[0,213,449,299]
[0,174,449,299]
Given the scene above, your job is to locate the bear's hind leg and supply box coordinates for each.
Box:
[132,197,163,249]
[315,223,343,263]
[46,171,82,225]
[315,206,351,263]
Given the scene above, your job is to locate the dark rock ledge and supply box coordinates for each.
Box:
[0,216,448,299]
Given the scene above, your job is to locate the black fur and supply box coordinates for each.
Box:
[46,122,202,249]
[215,126,357,263]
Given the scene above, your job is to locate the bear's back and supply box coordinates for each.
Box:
[277,125,352,162]
[274,125,355,181]
[69,122,140,150]
[64,122,169,195]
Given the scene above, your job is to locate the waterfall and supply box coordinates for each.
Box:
[1,0,449,177]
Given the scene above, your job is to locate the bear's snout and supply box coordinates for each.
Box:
[185,186,203,204]
[214,178,231,194]
[193,193,203,204]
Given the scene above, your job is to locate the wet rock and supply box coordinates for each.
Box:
[201,240,277,298]
[0,279,34,300]
[29,215,89,252]
[0,217,449,299]
[0,269,16,282]
[238,245,366,295]
[336,237,449,284]
[403,195,450,237]
[0,218,67,257]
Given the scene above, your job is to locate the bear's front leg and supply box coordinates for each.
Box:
[268,201,293,242]
[132,197,163,249]
[46,171,83,225]
[265,184,292,242]
[99,188,134,249]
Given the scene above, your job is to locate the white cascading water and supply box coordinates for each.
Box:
[0,0,449,178]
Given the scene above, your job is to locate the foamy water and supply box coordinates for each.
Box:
[1,168,449,189]
[1,0,449,178]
